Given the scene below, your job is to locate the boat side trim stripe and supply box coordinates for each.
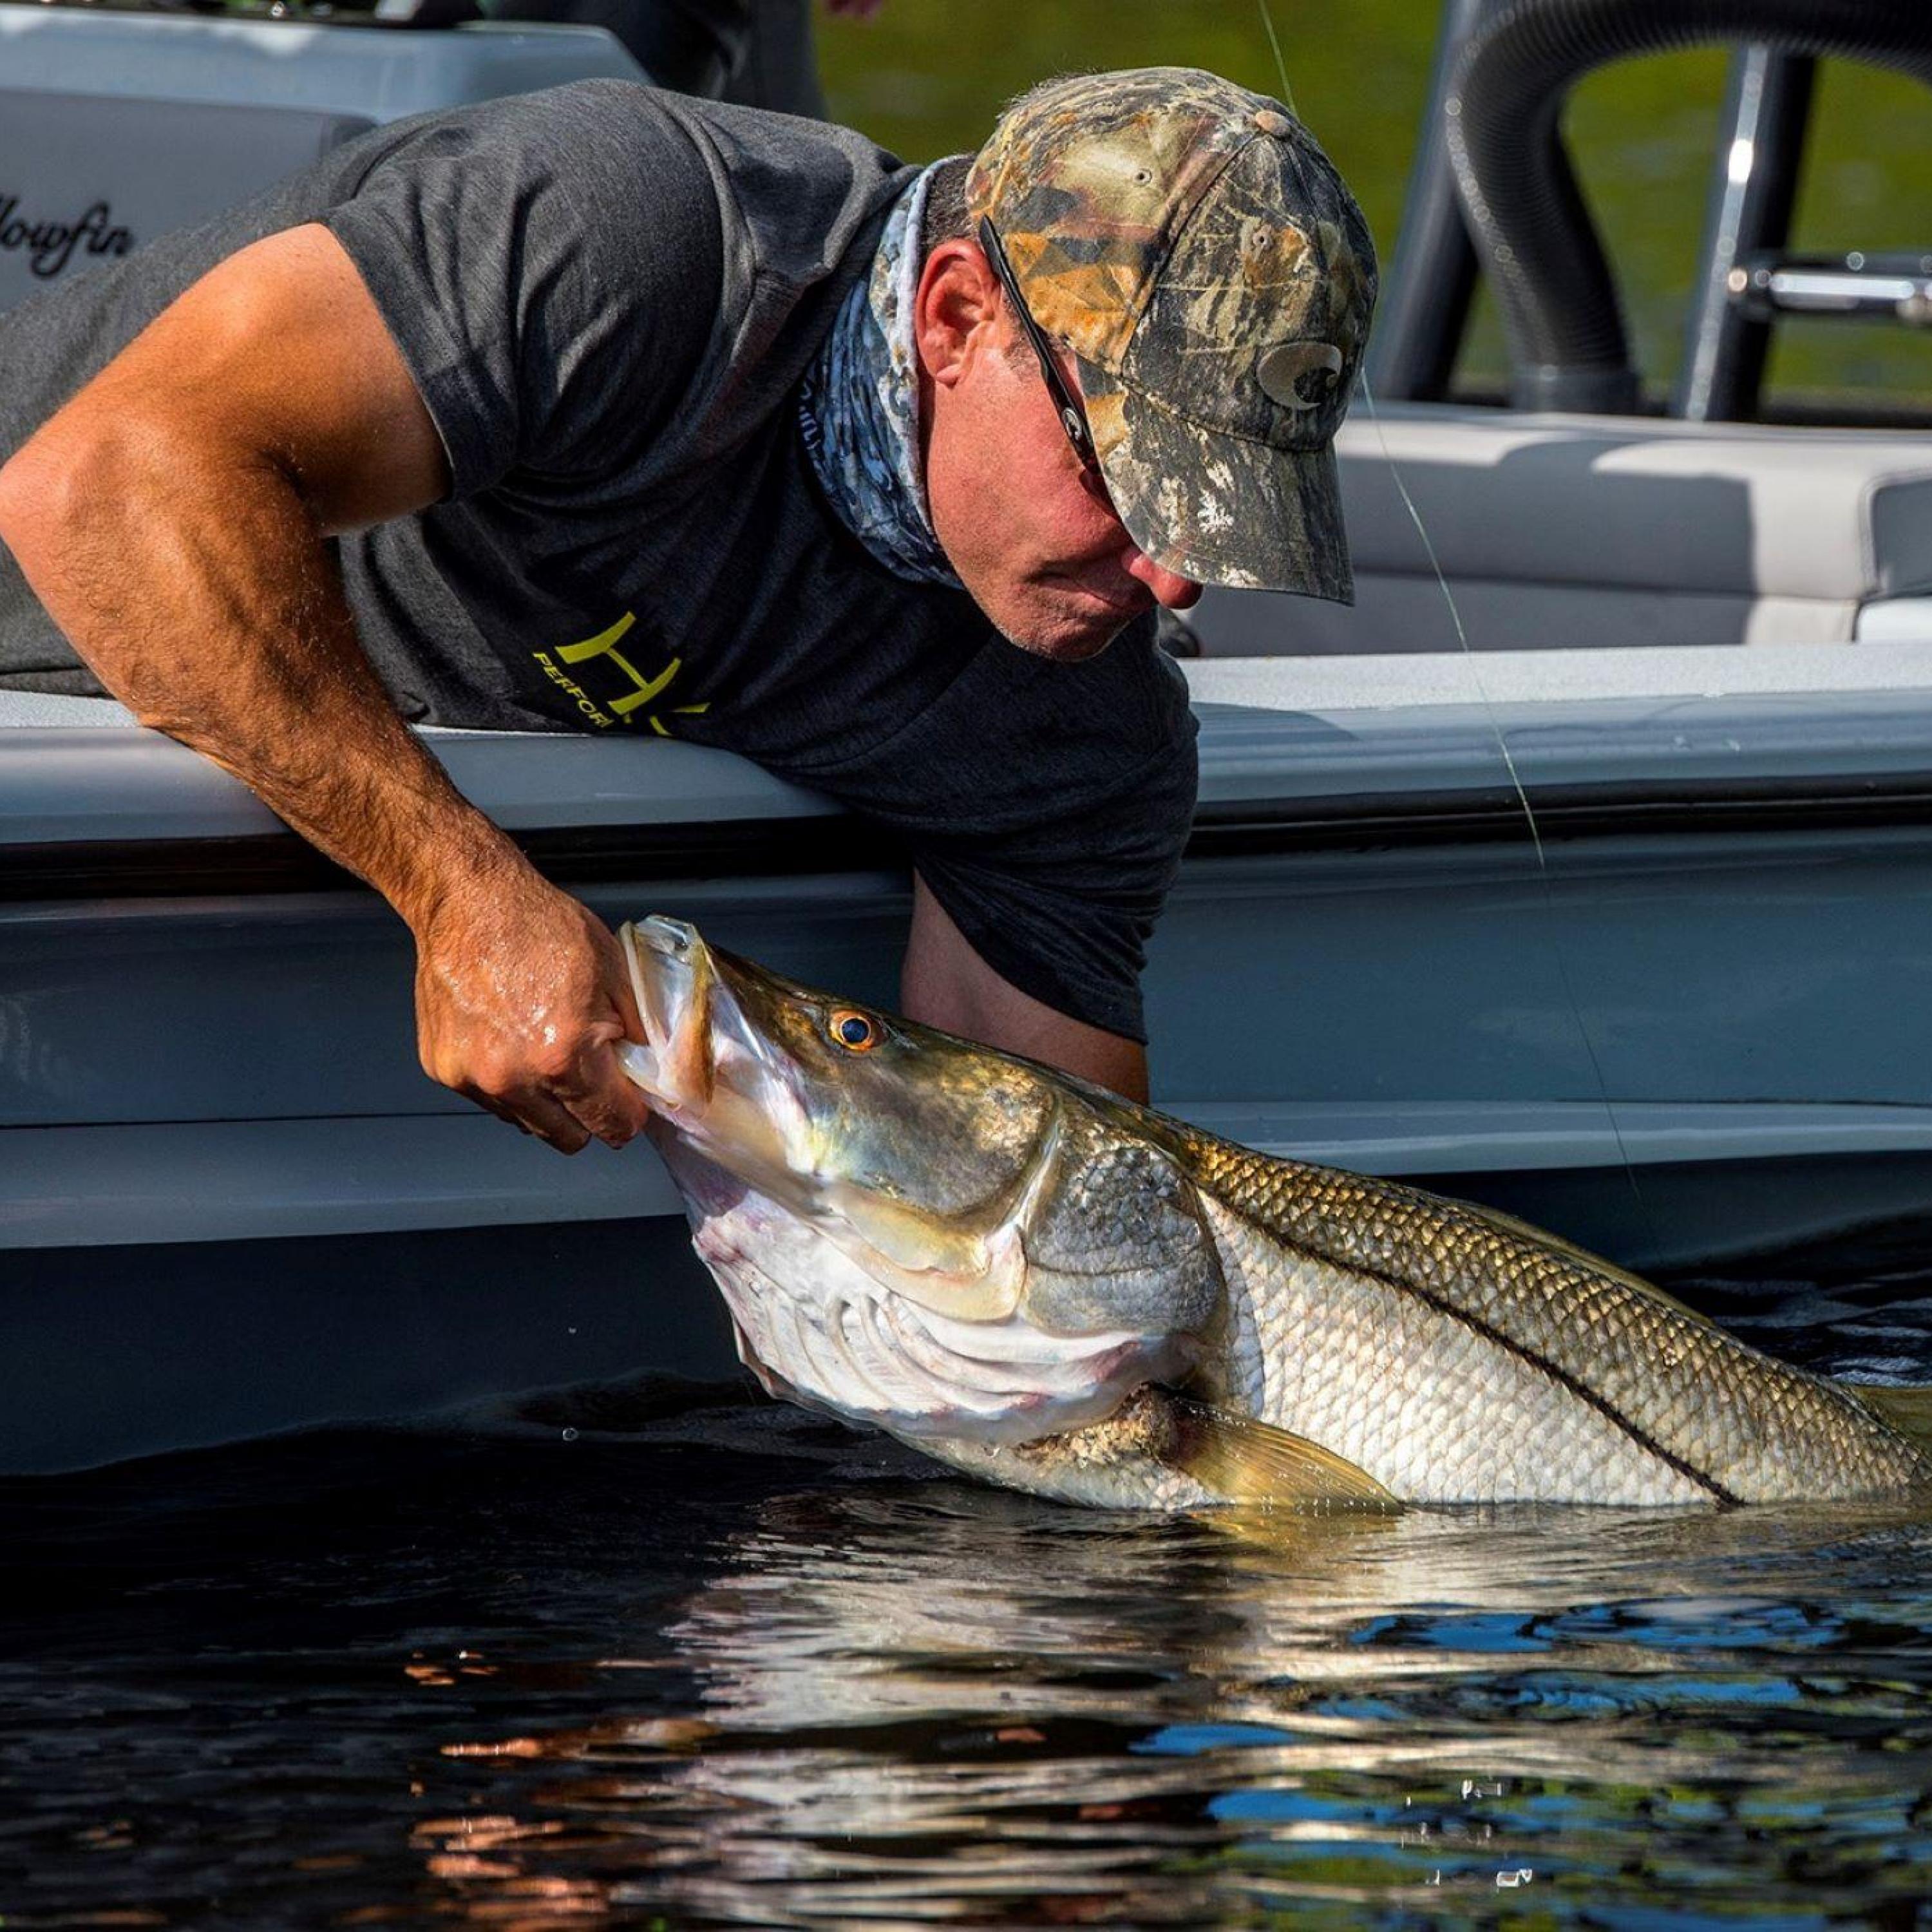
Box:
[9,771,1932,901]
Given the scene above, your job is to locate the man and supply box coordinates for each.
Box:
[0,67,1374,1152]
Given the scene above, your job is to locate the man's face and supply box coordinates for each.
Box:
[916,245,1201,662]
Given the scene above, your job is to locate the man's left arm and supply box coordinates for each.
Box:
[900,873,1149,1103]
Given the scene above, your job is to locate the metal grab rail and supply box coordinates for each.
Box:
[1444,0,1932,413]
[1372,0,1931,418]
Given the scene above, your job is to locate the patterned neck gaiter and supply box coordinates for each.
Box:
[797,160,965,590]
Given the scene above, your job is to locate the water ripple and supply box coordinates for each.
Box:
[8,1361,1932,1924]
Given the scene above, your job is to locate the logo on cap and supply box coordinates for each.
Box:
[1255,340,1343,412]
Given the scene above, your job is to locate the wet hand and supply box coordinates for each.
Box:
[411,866,654,1154]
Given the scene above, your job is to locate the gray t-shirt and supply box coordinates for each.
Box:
[0,80,1197,1041]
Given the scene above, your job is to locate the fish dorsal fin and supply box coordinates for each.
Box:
[1849,1383,1932,1446]
[1443,1196,1719,1329]
[1166,1396,1398,1512]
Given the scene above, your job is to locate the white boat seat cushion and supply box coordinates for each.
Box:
[1193,403,1932,655]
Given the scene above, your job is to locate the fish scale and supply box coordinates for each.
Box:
[1171,1132,1932,1504]
[1200,1197,1712,1505]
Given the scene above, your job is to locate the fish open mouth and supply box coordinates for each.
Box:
[618,917,715,1115]
[619,918,817,1204]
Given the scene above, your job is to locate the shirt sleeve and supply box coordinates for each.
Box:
[320,80,724,500]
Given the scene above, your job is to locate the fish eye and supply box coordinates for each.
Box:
[829,1009,879,1052]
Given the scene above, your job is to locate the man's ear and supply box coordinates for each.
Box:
[914,239,1003,390]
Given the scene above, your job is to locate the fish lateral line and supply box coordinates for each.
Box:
[1159,1130,1700,1339]
[1197,1188,1741,1505]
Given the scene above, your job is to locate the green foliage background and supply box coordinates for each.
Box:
[820,0,1932,408]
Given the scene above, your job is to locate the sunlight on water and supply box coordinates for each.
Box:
[418,1485,1932,1926]
[11,1370,1932,1927]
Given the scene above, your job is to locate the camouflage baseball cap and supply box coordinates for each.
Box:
[967,67,1376,601]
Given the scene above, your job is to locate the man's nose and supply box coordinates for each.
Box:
[1123,547,1204,611]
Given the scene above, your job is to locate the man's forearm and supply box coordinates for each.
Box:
[0,417,516,931]
[904,874,1150,1101]
[0,416,650,1151]
[0,222,650,1153]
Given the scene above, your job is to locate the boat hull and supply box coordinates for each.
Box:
[10,661,1932,1469]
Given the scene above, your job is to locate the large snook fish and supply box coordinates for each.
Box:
[616,915,1932,1510]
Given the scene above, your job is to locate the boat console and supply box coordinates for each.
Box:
[1194,404,1932,656]
[1192,0,1932,661]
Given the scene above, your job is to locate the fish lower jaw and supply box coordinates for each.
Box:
[617,1041,704,1119]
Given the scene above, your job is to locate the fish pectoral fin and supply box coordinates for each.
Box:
[1165,1397,1398,1512]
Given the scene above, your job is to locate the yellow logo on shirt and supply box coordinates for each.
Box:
[531,612,710,735]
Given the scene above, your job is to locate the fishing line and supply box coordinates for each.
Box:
[1357,374,1649,1222]
[1254,0,1298,117]
[1254,1,1651,1226]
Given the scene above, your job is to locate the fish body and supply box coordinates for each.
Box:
[618,916,1932,1510]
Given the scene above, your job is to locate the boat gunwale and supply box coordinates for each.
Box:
[9,767,1932,901]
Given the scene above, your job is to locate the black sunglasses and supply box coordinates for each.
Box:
[977,215,1101,479]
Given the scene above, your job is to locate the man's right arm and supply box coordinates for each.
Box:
[0,222,650,1152]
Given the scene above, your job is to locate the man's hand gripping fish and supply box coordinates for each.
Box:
[617,916,1932,1510]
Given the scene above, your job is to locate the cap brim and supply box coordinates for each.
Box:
[1078,357,1354,603]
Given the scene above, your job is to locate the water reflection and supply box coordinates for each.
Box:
[14,1391,1932,1926]
[412,1459,1932,1927]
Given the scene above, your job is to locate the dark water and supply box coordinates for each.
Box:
[12,1269,1932,1929]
